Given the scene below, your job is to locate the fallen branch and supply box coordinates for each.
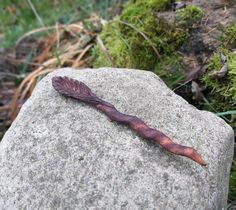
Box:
[52,76,207,166]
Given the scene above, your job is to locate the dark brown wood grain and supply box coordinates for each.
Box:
[52,76,207,166]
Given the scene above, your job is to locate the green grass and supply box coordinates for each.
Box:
[0,0,116,47]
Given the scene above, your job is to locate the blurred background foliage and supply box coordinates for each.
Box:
[0,0,117,47]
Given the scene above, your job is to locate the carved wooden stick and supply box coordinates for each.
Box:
[52,76,207,166]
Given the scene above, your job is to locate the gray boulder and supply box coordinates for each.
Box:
[0,68,234,210]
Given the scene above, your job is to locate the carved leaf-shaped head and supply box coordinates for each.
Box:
[52,76,99,104]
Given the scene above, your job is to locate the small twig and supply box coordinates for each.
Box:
[202,27,217,37]
[52,76,207,166]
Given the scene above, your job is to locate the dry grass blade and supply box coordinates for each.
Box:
[10,70,40,119]
[19,79,34,102]
[76,56,93,68]
[10,68,55,120]
[97,35,114,66]
[10,15,101,120]
[72,43,94,68]
[16,24,84,45]
[16,26,59,45]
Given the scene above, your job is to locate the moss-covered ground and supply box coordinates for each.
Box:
[93,1,202,87]
[92,0,236,205]
[201,24,236,203]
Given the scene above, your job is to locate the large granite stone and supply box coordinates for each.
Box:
[0,68,234,209]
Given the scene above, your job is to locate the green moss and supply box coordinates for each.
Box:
[209,22,236,133]
[93,0,189,88]
[93,18,133,68]
[201,25,236,204]
[128,0,171,11]
[223,22,236,48]
[229,160,236,203]
[176,5,204,26]
[202,49,236,106]
[201,22,236,133]
[201,49,236,139]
